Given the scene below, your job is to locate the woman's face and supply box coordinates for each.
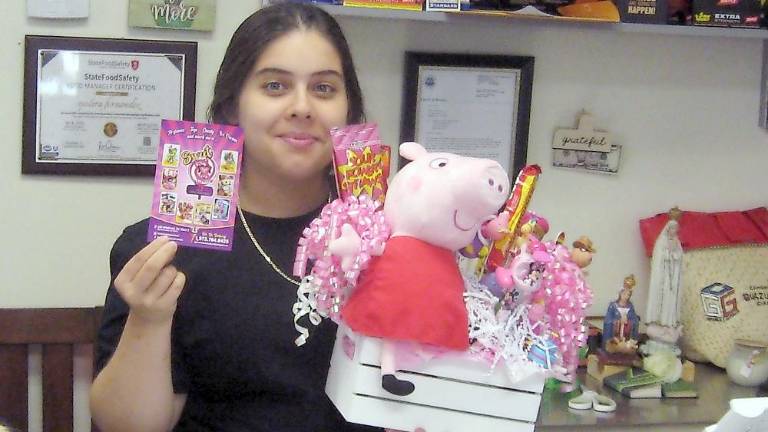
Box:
[236,29,348,183]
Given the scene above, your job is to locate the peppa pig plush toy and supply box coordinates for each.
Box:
[332,142,510,396]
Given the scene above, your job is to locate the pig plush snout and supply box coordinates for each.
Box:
[460,162,509,214]
[447,161,509,238]
[483,163,509,199]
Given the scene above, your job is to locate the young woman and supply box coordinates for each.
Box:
[89,4,378,431]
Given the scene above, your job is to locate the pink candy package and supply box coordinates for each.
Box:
[331,123,391,203]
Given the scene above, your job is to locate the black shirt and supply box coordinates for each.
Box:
[95,207,380,432]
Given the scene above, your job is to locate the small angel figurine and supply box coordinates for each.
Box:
[603,274,640,354]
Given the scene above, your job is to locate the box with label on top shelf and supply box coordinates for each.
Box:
[692,0,762,27]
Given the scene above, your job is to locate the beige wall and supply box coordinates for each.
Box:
[4,1,768,316]
[2,1,767,318]
[3,2,767,432]
[0,1,257,309]
[340,16,768,317]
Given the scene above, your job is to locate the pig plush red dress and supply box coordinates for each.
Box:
[341,236,469,351]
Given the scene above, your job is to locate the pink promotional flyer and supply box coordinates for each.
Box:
[148,119,243,251]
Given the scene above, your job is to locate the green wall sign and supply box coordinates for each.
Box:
[129,0,216,32]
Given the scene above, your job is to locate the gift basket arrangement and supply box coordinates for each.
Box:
[289,123,594,431]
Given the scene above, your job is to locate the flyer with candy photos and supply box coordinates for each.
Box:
[148,119,243,251]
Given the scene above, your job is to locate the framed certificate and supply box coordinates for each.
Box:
[400,52,534,178]
[23,35,197,176]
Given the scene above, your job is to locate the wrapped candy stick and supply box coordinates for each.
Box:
[481,165,541,275]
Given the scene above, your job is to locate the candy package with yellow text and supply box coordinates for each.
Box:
[331,123,390,202]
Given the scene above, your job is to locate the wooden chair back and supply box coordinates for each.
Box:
[0,308,103,432]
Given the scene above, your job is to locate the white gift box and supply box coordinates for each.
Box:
[326,326,545,432]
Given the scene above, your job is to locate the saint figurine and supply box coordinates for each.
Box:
[603,274,640,354]
[645,207,684,329]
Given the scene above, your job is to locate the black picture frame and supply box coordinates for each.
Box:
[22,35,197,176]
[400,52,534,178]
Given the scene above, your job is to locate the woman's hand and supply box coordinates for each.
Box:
[114,236,186,325]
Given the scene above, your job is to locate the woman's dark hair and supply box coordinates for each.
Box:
[207,3,365,125]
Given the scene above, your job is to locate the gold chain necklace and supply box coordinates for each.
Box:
[237,194,332,287]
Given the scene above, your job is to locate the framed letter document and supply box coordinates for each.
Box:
[400,52,534,178]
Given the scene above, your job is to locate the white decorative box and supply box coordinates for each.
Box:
[326,326,545,432]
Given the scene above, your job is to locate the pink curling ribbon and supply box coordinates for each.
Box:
[292,195,390,345]
[521,240,593,380]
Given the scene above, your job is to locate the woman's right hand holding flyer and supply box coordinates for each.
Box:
[114,236,186,325]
